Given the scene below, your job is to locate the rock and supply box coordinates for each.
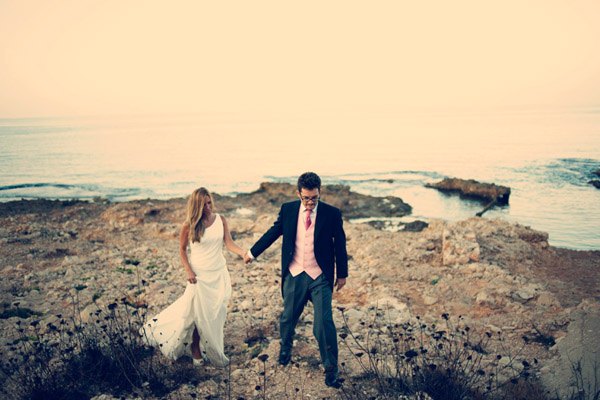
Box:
[80,303,101,323]
[144,208,160,217]
[485,324,502,334]
[498,356,511,367]
[423,295,438,306]
[201,379,219,393]
[425,178,511,205]
[231,368,245,380]
[475,291,490,305]
[239,299,253,310]
[541,309,600,399]
[25,289,42,302]
[511,289,536,303]
[239,182,412,219]
[91,395,121,400]
[375,296,408,312]
[403,220,429,232]
[589,180,600,189]
[100,204,145,228]
[442,223,480,266]
[517,228,549,244]
[15,263,28,272]
[536,292,557,307]
[366,220,387,230]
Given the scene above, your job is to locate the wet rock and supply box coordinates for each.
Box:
[589,180,600,189]
[403,220,429,232]
[365,220,387,230]
[144,208,160,217]
[240,182,412,219]
[426,178,511,205]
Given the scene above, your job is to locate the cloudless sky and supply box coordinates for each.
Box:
[1,0,599,118]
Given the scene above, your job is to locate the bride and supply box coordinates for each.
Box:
[142,187,247,367]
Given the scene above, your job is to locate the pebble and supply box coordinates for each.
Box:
[423,296,438,306]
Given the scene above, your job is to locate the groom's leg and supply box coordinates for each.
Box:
[280,272,309,353]
[310,275,338,374]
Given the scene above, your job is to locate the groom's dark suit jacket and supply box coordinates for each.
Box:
[250,200,348,293]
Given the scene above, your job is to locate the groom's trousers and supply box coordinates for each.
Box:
[280,271,338,373]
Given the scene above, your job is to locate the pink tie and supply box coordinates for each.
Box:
[305,209,312,230]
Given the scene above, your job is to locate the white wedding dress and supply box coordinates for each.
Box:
[142,214,232,367]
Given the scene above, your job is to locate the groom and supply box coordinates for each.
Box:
[245,172,348,388]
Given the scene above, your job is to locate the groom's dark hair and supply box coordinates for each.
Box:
[297,172,321,192]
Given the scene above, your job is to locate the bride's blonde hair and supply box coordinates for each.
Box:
[186,187,215,243]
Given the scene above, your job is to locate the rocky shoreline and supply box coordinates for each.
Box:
[1,183,599,399]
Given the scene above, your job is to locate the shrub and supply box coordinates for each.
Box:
[0,297,204,399]
[338,309,545,400]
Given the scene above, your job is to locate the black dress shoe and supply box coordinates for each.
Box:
[278,350,291,366]
[325,371,342,388]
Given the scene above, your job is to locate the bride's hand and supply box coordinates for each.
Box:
[242,249,253,264]
[187,271,197,284]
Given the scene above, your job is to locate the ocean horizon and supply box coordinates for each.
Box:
[1,109,599,250]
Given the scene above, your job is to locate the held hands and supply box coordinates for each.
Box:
[243,250,253,265]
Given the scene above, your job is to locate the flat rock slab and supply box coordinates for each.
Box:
[426,178,511,204]
[236,182,412,219]
[541,307,600,398]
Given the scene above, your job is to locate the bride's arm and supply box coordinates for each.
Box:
[221,216,247,259]
[179,222,197,283]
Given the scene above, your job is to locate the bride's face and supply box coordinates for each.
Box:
[203,196,213,214]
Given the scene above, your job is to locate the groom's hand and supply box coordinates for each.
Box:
[334,278,346,292]
[243,253,253,264]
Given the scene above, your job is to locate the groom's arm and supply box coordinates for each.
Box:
[249,205,285,259]
[333,208,348,280]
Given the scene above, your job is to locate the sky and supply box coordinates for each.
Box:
[1,0,600,118]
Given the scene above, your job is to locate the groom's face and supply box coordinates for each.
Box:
[298,188,320,211]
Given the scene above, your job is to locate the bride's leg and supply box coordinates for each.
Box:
[191,326,201,359]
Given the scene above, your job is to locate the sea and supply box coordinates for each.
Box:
[1,109,599,250]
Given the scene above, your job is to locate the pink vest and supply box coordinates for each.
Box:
[288,209,323,279]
